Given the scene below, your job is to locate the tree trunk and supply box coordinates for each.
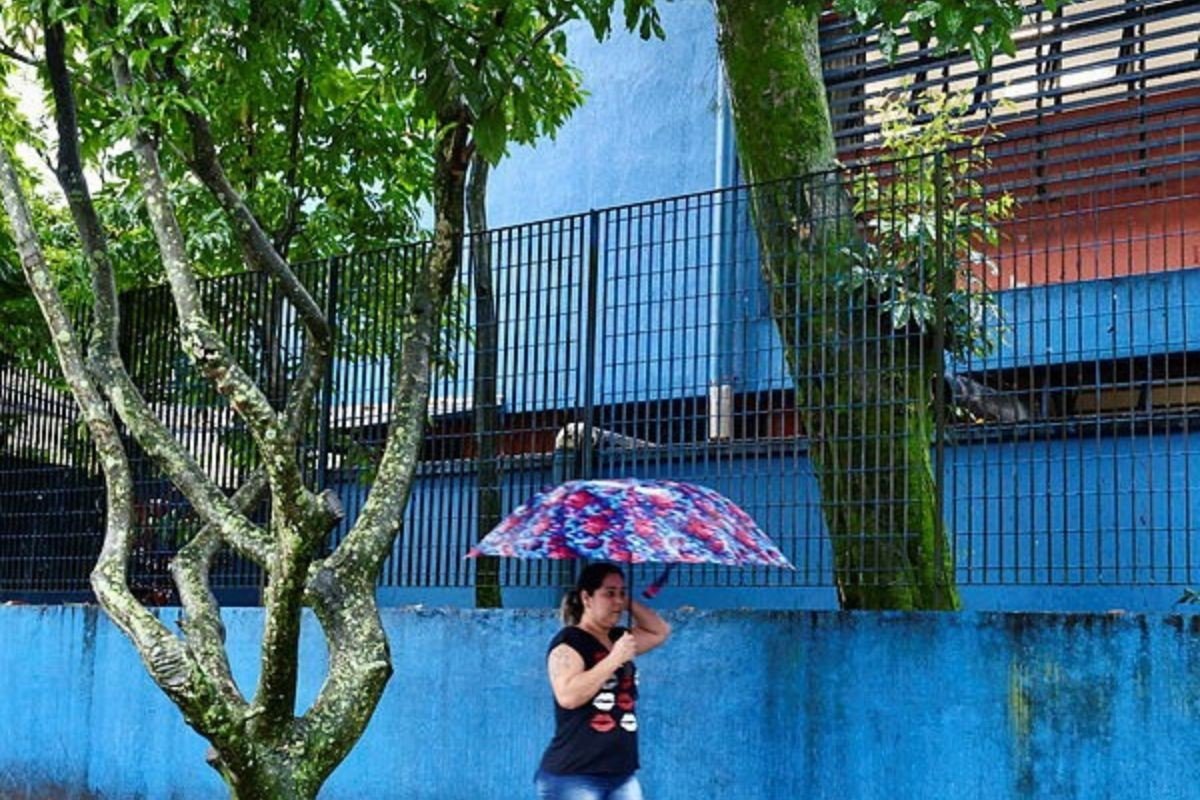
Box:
[213,748,322,800]
[467,154,503,608]
[713,0,959,609]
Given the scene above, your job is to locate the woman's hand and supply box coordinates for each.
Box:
[549,633,636,709]
[606,631,637,667]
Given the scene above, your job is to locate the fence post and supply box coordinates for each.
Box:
[932,150,948,575]
[315,255,340,491]
[580,209,601,482]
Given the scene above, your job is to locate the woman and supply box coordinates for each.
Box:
[535,562,672,800]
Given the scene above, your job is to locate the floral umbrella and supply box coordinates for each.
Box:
[467,478,792,594]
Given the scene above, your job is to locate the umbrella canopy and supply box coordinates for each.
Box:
[467,477,793,569]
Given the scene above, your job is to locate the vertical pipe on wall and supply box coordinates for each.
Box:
[708,75,740,444]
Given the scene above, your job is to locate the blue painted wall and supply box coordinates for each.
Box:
[967,268,1200,372]
[4,605,1200,799]
[487,1,721,227]
[736,267,1200,394]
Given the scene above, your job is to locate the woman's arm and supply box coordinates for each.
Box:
[547,635,637,709]
[631,600,671,655]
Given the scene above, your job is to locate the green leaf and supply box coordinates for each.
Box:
[938,7,963,38]
[914,1,942,20]
[998,33,1017,59]
[121,0,151,29]
[968,31,990,69]
[879,28,898,62]
[472,107,508,163]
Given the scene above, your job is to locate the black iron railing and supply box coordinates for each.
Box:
[3,0,1200,602]
[1,123,1198,602]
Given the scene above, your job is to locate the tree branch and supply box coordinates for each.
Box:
[273,77,307,258]
[41,20,272,564]
[177,90,334,456]
[141,49,351,737]
[319,114,467,581]
[112,53,323,529]
[505,11,571,88]
[170,470,269,710]
[0,141,240,727]
[113,51,342,735]
[298,562,391,775]
[464,7,570,159]
[181,108,330,355]
[467,152,502,607]
[292,118,474,765]
[470,4,511,74]
[176,63,327,446]
[0,38,40,67]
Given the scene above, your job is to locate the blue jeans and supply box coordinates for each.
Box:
[534,769,644,800]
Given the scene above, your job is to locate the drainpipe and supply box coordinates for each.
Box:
[709,74,739,440]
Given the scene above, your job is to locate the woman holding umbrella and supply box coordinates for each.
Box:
[535,562,672,800]
[469,478,790,796]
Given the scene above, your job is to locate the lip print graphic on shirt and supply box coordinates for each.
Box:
[602,675,618,691]
[593,692,615,711]
[616,692,635,712]
[590,713,616,733]
[620,713,638,732]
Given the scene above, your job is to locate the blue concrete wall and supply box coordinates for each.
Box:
[487,1,721,227]
[738,268,1200,393]
[976,268,1200,371]
[3,605,1200,799]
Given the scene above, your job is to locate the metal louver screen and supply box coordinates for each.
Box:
[821,0,1200,164]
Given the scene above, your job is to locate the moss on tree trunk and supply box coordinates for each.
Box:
[714,0,959,610]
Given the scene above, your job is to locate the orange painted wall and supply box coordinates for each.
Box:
[981,89,1200,287]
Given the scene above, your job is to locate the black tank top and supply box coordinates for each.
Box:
[539,626,639,776]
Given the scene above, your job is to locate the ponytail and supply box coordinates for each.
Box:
[560,588,583,625]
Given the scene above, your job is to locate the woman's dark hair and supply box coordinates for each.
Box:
[559,562,624,625]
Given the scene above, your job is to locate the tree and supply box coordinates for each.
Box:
[711,0,1058,608]
[468,152,504,609]
[0,0,660,796]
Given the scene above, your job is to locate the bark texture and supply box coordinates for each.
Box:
[714,0,959,609]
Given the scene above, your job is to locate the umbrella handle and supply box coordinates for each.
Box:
[642,564,675,599]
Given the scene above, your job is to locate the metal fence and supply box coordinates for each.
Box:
[3,0,1200,602]
[2,113,1198,603]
